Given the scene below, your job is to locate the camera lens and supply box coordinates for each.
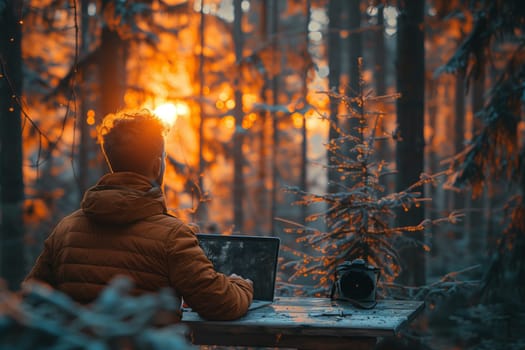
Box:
[340,270,374,300]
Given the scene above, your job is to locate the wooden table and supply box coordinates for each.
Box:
[181,297,425,350]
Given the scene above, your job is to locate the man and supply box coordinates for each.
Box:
[25,109,253,321]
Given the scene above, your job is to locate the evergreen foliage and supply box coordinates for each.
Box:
[439,0,524,197]
[281,59,461,295]
[0,277,193,349]
[447,303,525,350]
[428,1,525,348]
[438,0,525,302]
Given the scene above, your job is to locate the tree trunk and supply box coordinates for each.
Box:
[345,0,362,103]
[98,0,127,121]
[374,4,388,164]
[77,0,92,197]
[233,0,245,232]
[300,0,311,224]
[426,76,440,259]
[255,0,269,234]
[452,70,466,241]
[374,4,386,98]
[327,0,342,194]
[269,0,279,235]
[0,0,25,290]
[196,2,208,226]
[469,62,486,255]
[395,0,426,286]
[343,0,362,188]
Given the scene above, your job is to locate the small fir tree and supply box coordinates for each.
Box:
[281,58,460,295]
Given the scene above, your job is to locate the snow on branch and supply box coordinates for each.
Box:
[0,277,194,349]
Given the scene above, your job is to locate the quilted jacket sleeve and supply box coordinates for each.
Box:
[166,225,253,320]
[24,230,57,288]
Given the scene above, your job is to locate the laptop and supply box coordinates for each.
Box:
[196,233,280,311]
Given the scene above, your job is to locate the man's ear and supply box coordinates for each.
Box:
[152,156,162,178]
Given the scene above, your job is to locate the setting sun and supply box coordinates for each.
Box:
[153,101,190,127]
[154,103,178,126]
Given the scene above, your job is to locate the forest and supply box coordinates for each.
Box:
[0,0,524,349]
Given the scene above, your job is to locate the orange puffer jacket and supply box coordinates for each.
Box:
[24,172,253,321]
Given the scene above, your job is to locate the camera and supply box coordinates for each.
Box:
[330,259,380,309]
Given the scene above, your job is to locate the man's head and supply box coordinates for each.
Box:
[98,109,168,185]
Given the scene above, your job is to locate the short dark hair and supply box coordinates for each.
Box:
[97,109,167,175]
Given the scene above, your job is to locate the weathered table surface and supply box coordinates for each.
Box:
[181,296,425,350]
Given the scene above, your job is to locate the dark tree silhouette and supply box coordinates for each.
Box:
[233,0,245,232]
[0,0,26,290]
[327,0,342,194]
[440,0,525,302]
[98,0,128,120]
[395,0,426,286]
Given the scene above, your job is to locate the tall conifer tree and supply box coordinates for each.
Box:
[233,0,245,232]
[0,0,25,290]
[395,0,426,286]
[98,0,127,121]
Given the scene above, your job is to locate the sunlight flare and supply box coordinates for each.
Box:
[154,103,178,127]
[153,102,190,127]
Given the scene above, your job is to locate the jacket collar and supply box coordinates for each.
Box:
[81,172,167,225]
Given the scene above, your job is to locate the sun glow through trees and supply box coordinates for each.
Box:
[153,102,190,127]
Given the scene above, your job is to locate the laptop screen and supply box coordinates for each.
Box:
[196,233,280,301]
